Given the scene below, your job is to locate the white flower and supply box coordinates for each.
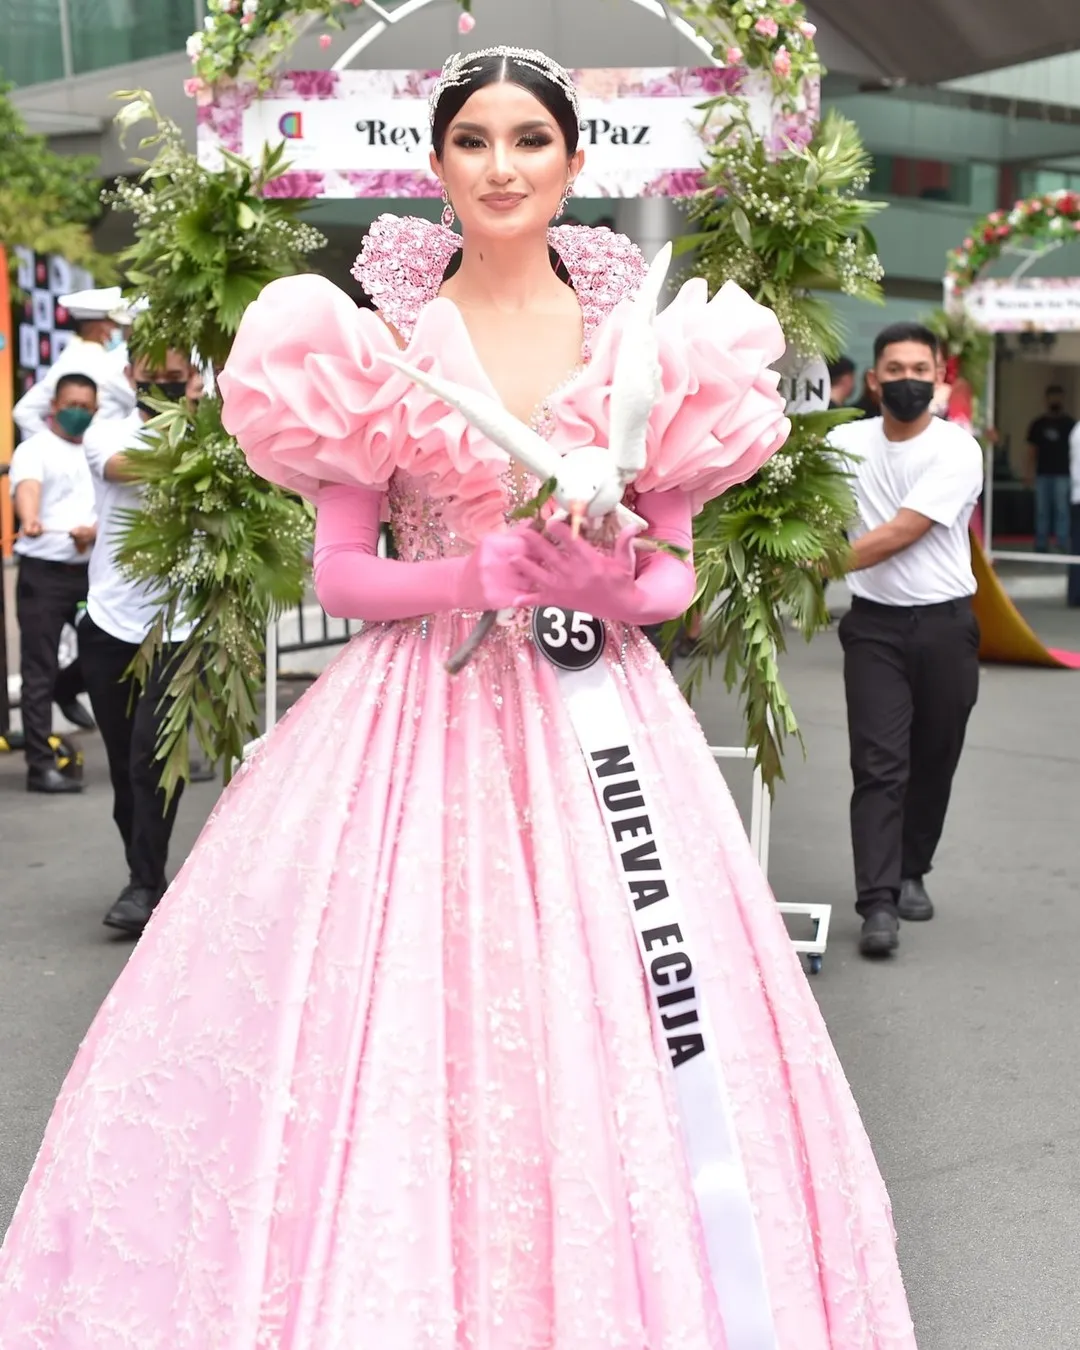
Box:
[204,15,215,30]
[242,0,258,14]
[186,31,204,58]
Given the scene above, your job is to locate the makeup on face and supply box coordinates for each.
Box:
[436,83,579,233]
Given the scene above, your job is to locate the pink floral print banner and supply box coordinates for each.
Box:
[197,66,816,199]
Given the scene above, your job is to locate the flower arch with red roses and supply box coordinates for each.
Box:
[946,189,1080,294]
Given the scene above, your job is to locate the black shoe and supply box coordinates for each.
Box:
[27,765,83,794]
[103,883,165,936]
[58,699,96,731]
[898,876,934,922]
[859,909,900,958]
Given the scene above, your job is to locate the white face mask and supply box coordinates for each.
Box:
[103,330,125,352]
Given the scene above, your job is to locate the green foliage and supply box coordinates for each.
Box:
[0,80,113,284]
[669,409,860,786]
[107,93,324,795]
[688,110,884,359]
[114,396,313,798]
[189,0,358,90]
[664,0,823,108]
[649,4,885,783]
[109,93,326,366]
[922,305,994,417]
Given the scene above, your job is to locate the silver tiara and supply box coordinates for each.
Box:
[429,47,581,128]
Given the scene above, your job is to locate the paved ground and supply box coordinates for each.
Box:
[2,575,1079,1347]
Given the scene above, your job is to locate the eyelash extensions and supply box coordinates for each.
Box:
[452,133,554,150]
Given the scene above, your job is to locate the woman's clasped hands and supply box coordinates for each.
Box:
[457,519,642,622]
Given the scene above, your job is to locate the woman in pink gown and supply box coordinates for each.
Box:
[0,48,916,1349]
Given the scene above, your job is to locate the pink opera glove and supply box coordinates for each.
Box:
[520,488,696,626]
[457,526,550,611]
[312,483,546,621]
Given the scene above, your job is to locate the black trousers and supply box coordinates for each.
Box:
[15,555,89,770]
[839,596,980,915]
[79,614,185,891]
[1068,503,1080,609]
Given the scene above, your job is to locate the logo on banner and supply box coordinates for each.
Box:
[278,111,303,139]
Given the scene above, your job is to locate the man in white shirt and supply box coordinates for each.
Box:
[830,322,984,958]
[80,345,196,936]
[1068,420,1080,608]
[13,287,136,437]
[9,373,99,793]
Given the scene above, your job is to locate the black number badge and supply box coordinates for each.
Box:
[531,607,606,672]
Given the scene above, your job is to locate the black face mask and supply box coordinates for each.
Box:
[135,380,189,416]
[878,378,935,424]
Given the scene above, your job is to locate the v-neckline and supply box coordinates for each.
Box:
[432,294,588,433]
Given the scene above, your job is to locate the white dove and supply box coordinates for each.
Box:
[381,241,673,539]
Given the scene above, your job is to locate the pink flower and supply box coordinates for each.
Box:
[725,45,744,64]
[798,21,816,38]
[778,0,797,5]
[241,12,254,25]
[963,237,974,249]
[457,10,475,33]
[262,170,326,198]
[183,76,207,97]
[319,33,331,48]
[773,45,792,77]
[754,16,779,38]
[642,170,706,197]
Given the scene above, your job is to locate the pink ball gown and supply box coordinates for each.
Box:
[0,218,916,1349]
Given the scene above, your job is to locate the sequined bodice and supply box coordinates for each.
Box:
[386,472,471,561]
[386,378,577,561]
[356,216,648,561]
[388,465,541,562]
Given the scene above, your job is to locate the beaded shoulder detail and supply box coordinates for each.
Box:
[352,215,647,355]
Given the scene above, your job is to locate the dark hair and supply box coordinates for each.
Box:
[873,322,939,364]
[127,335,191,373]
[827,356,855,381]
[431,53,580,159]
[54,373,98,400]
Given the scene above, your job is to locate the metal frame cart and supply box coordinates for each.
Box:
[710,746,831,975]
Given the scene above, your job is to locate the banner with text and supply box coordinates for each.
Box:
[956,277,1080,333]
[197,67,817,200]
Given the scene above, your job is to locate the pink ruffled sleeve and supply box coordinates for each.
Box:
[219,275,401,500]
[559,276,790,515]
[218,275,510,538]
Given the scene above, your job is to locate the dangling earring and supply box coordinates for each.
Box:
[441,188,456,230]
[556,179,574,220]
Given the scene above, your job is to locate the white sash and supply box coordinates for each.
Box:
[553,656,778,1350]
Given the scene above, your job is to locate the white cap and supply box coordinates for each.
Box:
[108,295,147,327]
[58,286,126,322]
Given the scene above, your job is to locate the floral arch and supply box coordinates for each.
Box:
[946,189,1080,295]
[120,0,882,789]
